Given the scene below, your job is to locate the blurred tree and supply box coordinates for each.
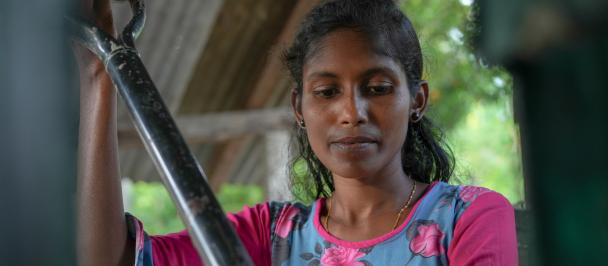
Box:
[450,101,524,203]
[216,183,265,213]
[127,182,264,235]
[402,0,512,129]
[402,0,524,203]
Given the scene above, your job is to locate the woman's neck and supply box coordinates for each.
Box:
[321,166,431,242]
[329,164,415,224]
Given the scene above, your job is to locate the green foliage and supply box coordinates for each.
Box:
[402,0,511,129]
[449,101,524,203]
[216,183,265,213]
[402,0,524,203]
[289,159,318,205]
[127,181,185,235]
[126,182,264,235]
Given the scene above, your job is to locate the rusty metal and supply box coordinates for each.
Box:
[67,1,253,265]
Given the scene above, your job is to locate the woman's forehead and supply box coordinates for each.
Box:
[302,30,404,81]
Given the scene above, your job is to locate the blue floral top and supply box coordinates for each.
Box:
[130,182,518,265]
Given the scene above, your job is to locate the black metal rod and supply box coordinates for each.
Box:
[68,1,253,265]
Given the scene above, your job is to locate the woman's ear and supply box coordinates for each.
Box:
[291,88,304,123]
[410,81,429,122]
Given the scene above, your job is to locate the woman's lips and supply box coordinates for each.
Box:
[330,136,378,152]
[333,136,376,144]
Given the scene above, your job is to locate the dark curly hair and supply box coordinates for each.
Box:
[284,0,454,202]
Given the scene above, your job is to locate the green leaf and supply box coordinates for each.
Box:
[308,259,321,266]
[315,242,323,254]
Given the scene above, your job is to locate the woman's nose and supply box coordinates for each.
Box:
[338,91,368,127]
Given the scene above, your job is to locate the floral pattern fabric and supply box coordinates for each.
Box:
[130,182,517,265]
[407,221,446,258]
[267,182,501,266]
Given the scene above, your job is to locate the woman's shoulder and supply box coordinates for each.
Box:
[228,200,314,229]
[434,182,518,264]
[267,200,312,214]
[417,181,513,223]
[430,181,511,206]
[266,200,314,226]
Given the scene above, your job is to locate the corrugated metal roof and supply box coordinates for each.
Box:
[114,0,319,192]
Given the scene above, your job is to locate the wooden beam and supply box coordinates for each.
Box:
[178,0,297,115]
[115,0,225,181]
[208,0,321,188]
[117,108,292,149]
[247,0,322,108]
[207,137,252,191]
[113,0,224,114]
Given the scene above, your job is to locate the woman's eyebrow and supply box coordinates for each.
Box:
[306,71,338,81]
[359,67,398,80]
[306,67,397,81]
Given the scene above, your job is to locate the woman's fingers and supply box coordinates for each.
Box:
[72,0,115,69]
[90,0,115,35]
[78,0,115,35]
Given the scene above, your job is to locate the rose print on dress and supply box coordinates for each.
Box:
[435,186,458,209]
[410,223,445,257]
[299,241,374,266]
[459,186,490,203]
[406,220,446,258]
[320,245,366,266]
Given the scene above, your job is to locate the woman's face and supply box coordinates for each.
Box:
[293,29,423,180]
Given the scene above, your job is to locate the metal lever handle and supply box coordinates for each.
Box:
[68,1,254,265]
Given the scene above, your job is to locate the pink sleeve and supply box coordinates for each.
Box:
[447,192,519,266]
[150,202,272,266]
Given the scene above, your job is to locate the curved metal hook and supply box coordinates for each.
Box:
[67,1,255,265]
[67,0,145,63]
[66,15,119,64]
[120,0,146,48]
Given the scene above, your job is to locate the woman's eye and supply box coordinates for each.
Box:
[313,87,339,98]
[366,85,393,95]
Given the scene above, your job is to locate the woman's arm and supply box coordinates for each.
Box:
[447,191,519,266]
[131,202,276,266]
[74,0,134,265]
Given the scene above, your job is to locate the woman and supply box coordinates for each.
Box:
[75,0,518,265]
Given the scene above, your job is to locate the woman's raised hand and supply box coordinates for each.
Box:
[72,0,115,69]
[74,1,134,266]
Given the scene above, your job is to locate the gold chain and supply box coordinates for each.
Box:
[324,181,417,234]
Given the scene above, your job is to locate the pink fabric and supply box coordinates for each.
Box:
[459,186,490,202]
[274,204,300,238]
[447,191,519,266]
[320,245,366,266]
[150,203,272,266]
[410,223,446,257]
[144,184,518,265]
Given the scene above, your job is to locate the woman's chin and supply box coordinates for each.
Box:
[328,163,379,181]
[323,152,403,183]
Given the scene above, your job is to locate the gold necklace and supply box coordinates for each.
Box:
[324,181,417,234]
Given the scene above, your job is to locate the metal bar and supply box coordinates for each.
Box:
[120,0,145,47]
[68,0,253,265]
